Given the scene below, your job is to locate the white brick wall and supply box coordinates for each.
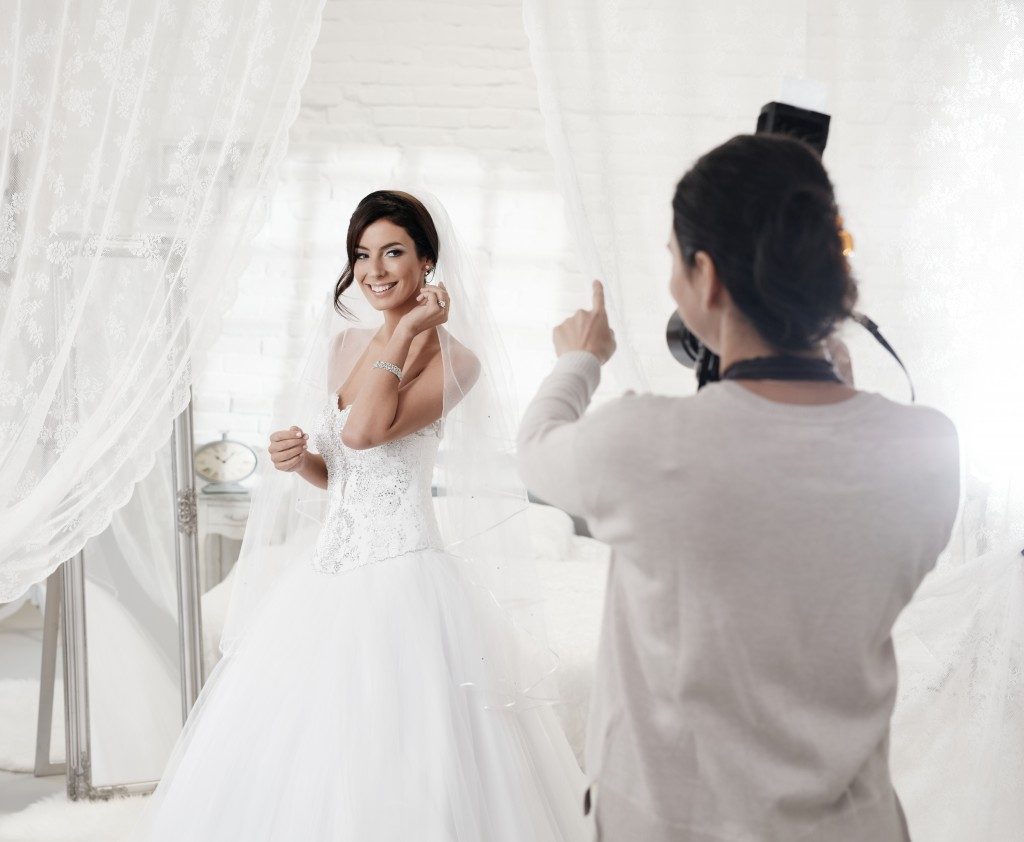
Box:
[193,0,584,456]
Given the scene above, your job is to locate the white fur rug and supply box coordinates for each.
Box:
[0,793,145,842]
[0,680,64,773]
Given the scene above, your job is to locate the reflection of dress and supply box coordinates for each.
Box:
[890,543,1024,842]
[132,398,588,841]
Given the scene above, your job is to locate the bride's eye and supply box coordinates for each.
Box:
[355,253,368,260]
[386,249,403,258]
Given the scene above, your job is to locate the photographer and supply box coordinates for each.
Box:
[517,134,960,841]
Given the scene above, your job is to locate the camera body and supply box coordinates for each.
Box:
[665,102,832,388]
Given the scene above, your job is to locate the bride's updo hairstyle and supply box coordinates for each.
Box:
[334,190,440,317]
[672,134,857,351]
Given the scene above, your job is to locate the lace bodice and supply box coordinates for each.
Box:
[309,397,444,573]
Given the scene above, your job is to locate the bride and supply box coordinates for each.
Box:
[131,190,589,841]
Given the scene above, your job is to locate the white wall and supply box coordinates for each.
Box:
[192,0,588,452]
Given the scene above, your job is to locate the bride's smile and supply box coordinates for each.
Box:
[354,219,430,311]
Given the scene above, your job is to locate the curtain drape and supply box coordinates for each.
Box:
[0,0,325,601]
[524,0,1024,557]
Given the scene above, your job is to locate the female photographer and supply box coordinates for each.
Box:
[518,134,960,842]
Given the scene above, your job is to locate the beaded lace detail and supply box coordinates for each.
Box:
[310,397,444,574]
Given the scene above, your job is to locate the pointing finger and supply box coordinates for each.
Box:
[592,280,605,312]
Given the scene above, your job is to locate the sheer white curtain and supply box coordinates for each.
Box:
[524,0,1024,556]
[0,0,325,601]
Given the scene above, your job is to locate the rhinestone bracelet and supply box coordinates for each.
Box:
[372,360,403,381]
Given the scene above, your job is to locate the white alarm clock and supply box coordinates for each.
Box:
[195,432,258,494]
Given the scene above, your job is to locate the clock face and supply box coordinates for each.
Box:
[195,440,258,483]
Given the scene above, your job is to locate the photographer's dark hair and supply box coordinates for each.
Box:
[672,133,857,351]
[335,190,440,317]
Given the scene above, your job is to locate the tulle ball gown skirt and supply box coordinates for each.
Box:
[130,550,589,842]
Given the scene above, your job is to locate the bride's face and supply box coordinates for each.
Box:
[354,219,431,311]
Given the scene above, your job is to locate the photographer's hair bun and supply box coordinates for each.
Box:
[672,134,857,351]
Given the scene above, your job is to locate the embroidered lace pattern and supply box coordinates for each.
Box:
[309,399,444,573]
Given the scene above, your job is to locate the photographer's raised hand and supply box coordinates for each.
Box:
[518,280,615,520]
[553,280,617,364]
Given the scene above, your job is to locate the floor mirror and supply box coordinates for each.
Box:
[35,405,203,800]
[32,235,205,800]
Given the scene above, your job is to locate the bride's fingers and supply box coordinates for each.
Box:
[431,285,451,310]
[418,287,450,317]
[269,436,306,454]
[420,287,443,306]
[271,441,306,461]
[278,452,304,470]
[271,450,303,465]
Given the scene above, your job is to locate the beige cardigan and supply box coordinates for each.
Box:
[517,352,960,842]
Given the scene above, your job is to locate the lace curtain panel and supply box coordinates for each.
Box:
[0,0,325,601]
[524,0,1024,558]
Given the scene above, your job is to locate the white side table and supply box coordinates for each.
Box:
[197,492,252,593]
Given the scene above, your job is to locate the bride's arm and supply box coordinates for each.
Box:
[342,284,453,449]
[342,343,445,449]
[295,452,328,489]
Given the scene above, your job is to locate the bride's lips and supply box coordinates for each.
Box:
[365,280,398,298]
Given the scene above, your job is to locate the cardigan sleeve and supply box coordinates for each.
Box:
[516,351,603,519]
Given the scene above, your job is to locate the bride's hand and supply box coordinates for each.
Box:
[397,281,450,337]
[553,280,616,364]
[269,426,309,472]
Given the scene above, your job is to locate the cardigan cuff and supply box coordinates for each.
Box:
[553,351,602,395]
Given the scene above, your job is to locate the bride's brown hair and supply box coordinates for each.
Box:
[334,190,440,318]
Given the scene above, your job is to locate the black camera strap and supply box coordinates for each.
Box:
[721,356,843,383]
[676,311,916,400]
[850,312,916,402]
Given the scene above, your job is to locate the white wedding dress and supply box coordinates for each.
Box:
[131,397,589,841]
